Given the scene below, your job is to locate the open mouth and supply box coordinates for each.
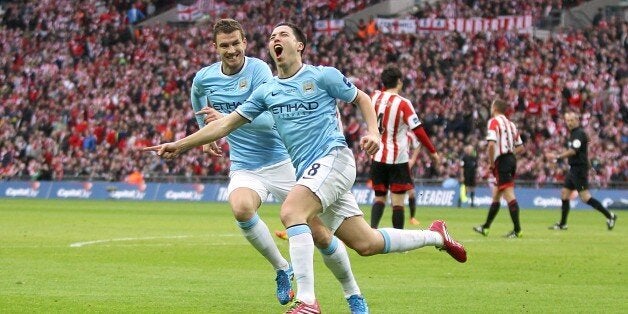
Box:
[274,45,283,58]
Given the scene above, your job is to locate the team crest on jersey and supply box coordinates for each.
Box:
[238,78,248,90]
[302,81,315,94]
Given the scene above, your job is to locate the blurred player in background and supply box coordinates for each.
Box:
[546,112,617,230]
[369,65,440,229]
[145,23,466,313]
[473,99,524,238]
[190,19,367,311]
[458,145,478,208]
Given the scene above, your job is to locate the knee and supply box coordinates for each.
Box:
[311,233,332,249]
[345,239,380,256]
[231,206,256,222]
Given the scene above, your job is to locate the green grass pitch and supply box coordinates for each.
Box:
[0,199,625,313]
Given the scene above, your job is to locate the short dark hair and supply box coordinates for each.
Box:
[491,99,508,113]
[381,65,402,89]
[274,21,307,55]
[213,18,245,42]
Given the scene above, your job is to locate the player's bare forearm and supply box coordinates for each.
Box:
[353,89,380,155]
[177,112,246,151]
[487,141,496,169]
[353,89,379,137]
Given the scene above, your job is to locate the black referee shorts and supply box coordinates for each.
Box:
[564,167,589,191]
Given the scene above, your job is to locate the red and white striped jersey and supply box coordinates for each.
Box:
[486,114,523,161]
[371,90,422,164]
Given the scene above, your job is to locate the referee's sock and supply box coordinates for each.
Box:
[560,199,570,226]
[587,197,612,219]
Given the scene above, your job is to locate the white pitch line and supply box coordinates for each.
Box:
[69,235,192,248]
[69,233,242,248]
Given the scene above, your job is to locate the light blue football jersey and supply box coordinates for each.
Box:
[190,57,290,171]
[236,64,357,178]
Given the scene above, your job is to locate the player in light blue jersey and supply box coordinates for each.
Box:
[145,22,466,313]
[188,19,367,311]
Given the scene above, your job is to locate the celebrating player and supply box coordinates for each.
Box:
[144,22,466,313]
[188,19,368,312]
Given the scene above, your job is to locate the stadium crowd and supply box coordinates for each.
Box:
[1,0,626,188]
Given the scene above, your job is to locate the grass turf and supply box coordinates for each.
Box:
[0,199,625,313]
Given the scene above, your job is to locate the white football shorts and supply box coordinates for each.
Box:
[228,159,296,203]
[297,147,364,233]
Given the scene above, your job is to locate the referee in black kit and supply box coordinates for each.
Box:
[546,111,617,230]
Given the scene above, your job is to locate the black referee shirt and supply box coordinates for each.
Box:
[567,126,589,168]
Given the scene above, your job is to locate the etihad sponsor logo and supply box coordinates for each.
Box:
[109,190,146,200]
[269,102,319,114]
[57,189,92,198]
[164,190,203,201]
[211,101,241,113]
[5,188,40,197]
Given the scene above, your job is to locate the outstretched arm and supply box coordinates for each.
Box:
[352,89,380,155]
[143,111,247,158]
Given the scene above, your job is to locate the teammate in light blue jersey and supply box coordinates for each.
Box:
[146,22,466,313]
[191,56,288,170]
[187,19,366,311]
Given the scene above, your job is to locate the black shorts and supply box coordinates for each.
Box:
[370,161,413,196]
[492,153,516,191]
[564,167,589,191]
[463,171,476,187]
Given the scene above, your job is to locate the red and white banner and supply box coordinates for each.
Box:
[376,18,416,34]
[376,15,532,34]
[314,19,345,36]
[177,1,203,21]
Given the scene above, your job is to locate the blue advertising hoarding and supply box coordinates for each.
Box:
[1,181,625,210]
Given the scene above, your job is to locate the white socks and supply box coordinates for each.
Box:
[320,236,361,298]
[287,225,316,304]
[237,214,290,271]
[378,228,444,253]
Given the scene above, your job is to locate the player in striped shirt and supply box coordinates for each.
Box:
[473,99,525,238]
[369,66,440,229]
